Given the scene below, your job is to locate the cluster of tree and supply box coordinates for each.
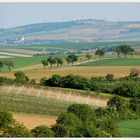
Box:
[1,96,139,137]
[0,60,14,72]
[112,45,134,57]
[41,54,78,69]
[40,71,140,98]
[0,71,35,86]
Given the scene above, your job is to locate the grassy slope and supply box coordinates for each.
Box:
[78,57,140,66]
[0,93,71,116]
[118,119,140,137]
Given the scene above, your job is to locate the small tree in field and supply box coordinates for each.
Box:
[95,48,105,59]
[55,57,64,68]
[47,56,56,68]
[41,59,48,69]
[0,60,4,72]
[4,60,14,72]
[120,45,132,57]
[112,46,121,57]
[66,54,78,65]
[86,53,92,61]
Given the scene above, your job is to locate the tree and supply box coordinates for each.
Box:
[120,45,132,57]
[130,47,135,57]
[67,104,96,123]
[107,96,126,112]
[66,54,78,65]
[86,53,92,61]
[4,60,14,72]
[14,71,29,84]
[47,56,56,68]
[55,57,63,68]
[0,60,3,72]
[31,125,54,137]
[112,46,121,57]
[41,59,48,69]
[95,48,105,59]
[0,111,32,137]
[52,113,84,137]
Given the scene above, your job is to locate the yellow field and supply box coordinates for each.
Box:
[1,66,140,81]
[13,113,57,130]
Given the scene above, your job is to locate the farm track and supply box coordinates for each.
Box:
[0,85,107,107]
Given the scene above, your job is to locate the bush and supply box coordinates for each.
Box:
[31,125,54,137]
[105,74,114,81]
[67,104,96,123]
[52,113,84,137]
[111,82,140,97]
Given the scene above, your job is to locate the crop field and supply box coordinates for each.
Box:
[78,57,140,66]
[1,66,140,81]
[0,92,71,116]
[118,119,140,137]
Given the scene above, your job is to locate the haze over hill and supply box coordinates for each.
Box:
[1,19,140,43]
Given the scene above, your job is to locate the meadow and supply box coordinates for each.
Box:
[78,57,140,66]
[119,119,140,137]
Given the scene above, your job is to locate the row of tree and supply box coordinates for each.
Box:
[42,54,78,69]
[0,60,14,72]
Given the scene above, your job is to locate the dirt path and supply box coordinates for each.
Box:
[0,86,108,107]
[13,113,57,130]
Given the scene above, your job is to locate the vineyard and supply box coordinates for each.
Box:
[0,85,108,107]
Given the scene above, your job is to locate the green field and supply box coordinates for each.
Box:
[0,93,71,116]
[118,119,140,137]
[78,58,140,66]
[0,55,64,71]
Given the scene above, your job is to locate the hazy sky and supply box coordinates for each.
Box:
[0,3,140,28]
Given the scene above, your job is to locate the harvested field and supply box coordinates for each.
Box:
[13,113,57,130]
[0,52,32,57]
[1,66,140,81]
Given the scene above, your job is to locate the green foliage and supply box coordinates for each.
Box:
[55,57,63,68]
[111,83,140,98]
[41,59,48,69]
[52,113,84,137]
[31,125,54,137]
[67,104,96,123]
[66,54,78,65]
[47,56,56,68]
[86,53,92,61]
[95,48,105,59]
[0,111,13,128]
[0,111,32,137]
[105,73,114,81]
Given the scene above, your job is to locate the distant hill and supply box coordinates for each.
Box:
[1,19,140,42]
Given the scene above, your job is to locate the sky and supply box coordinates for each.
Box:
[0,3,140,28]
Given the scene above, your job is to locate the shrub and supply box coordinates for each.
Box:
[31,125,54,137]
[105,74,114,81]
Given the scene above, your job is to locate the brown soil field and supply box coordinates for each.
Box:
[1,66,140,81]
[13,113,57,130]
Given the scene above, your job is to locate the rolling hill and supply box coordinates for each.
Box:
[1,19,140,42]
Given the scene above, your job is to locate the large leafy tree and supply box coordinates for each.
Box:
[66,54,78,65]
[95,48,105,59]
[55,57,64,68]
[47,56,56,68]
[41,59,48,69]
[4,60,14,72]
[112,46,122,57]
[120,45,132,57]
